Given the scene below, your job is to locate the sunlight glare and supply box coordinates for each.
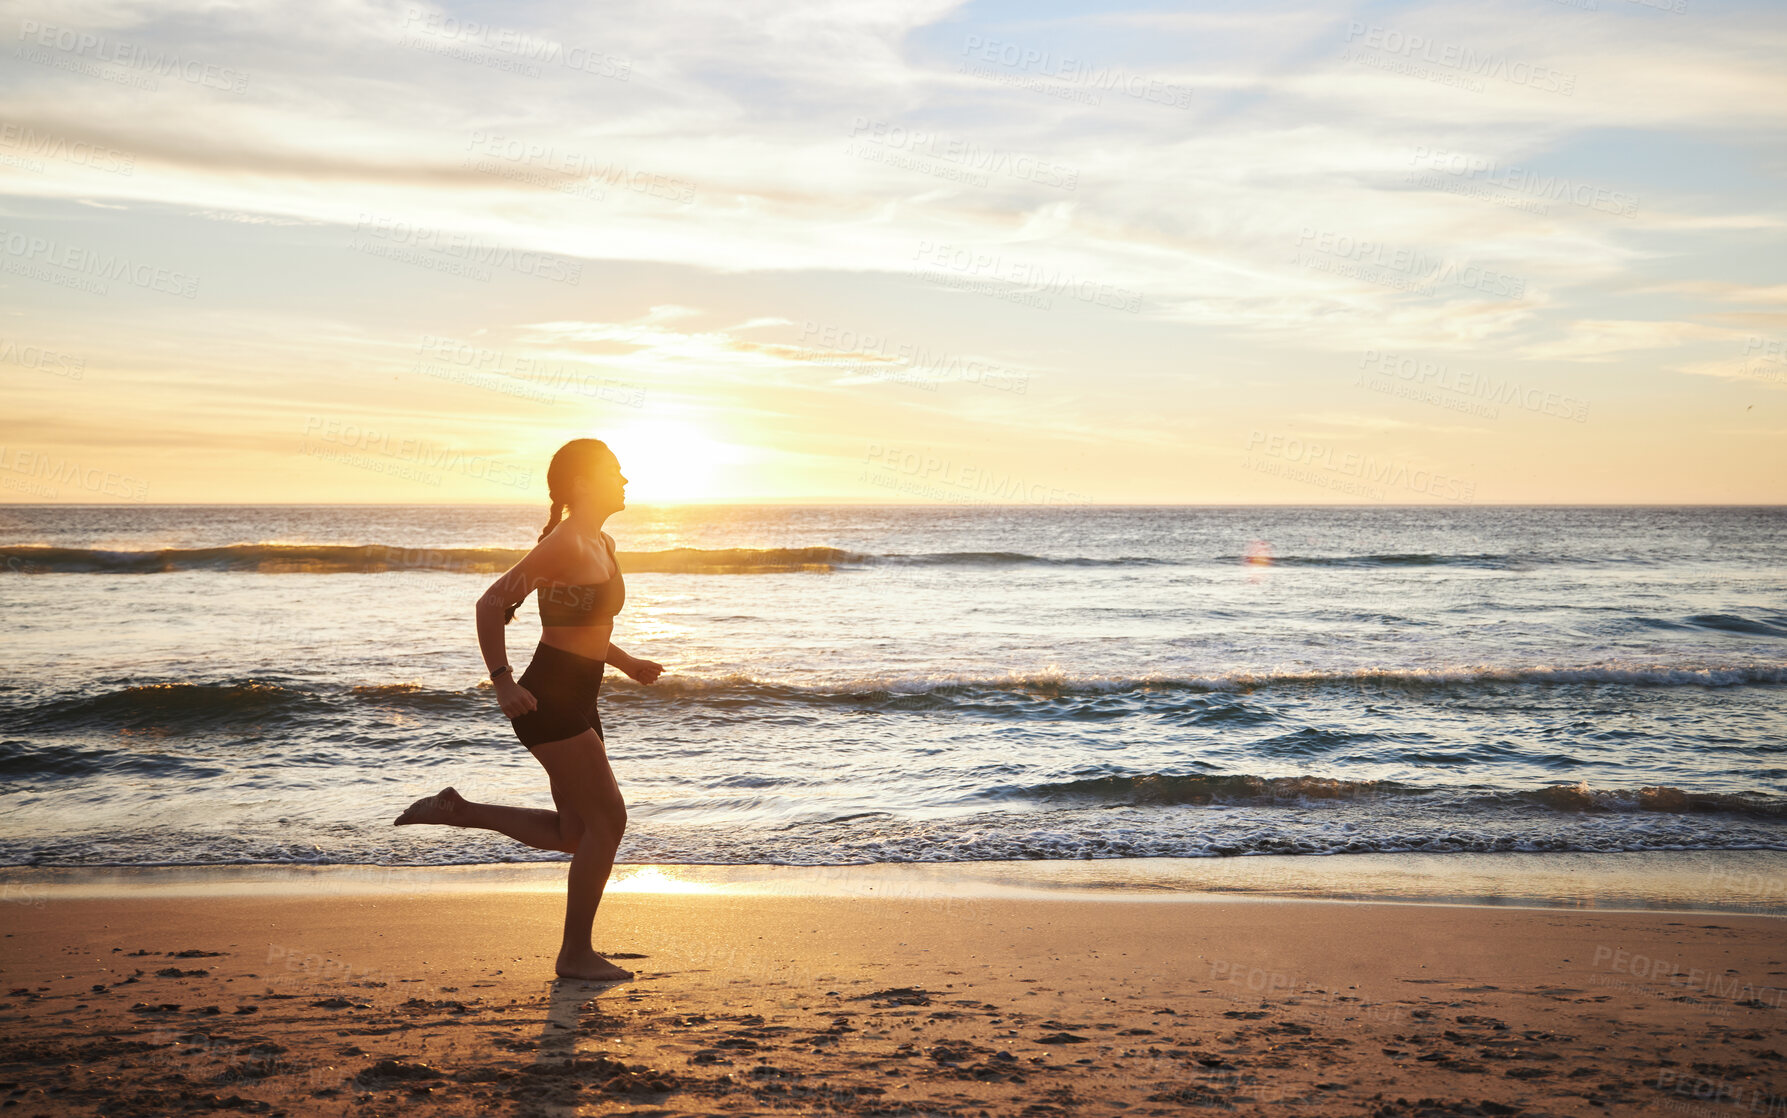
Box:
[605,865,720,894]
[601,419,749,503]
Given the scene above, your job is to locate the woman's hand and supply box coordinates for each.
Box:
[494,676,537,719]
[623,658,664,685]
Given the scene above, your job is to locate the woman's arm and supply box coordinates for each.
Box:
[603,643,637,672]
[475,539,564,716]
[605,643,663,684]
[475,586,521,675]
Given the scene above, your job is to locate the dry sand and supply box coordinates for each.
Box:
[1,890,1783,1116]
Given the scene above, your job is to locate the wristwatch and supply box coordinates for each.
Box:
[490,665,513,681]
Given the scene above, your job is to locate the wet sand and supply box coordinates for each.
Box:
[1,890,1783,1116]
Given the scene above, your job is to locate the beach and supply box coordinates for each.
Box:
[3,869,1784,1116]
[3,504,1784,1113]
[5,0,1785,1105]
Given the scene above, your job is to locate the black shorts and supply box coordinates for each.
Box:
[509,642,606,749]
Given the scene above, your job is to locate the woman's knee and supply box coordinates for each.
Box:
[555,817,584,854]
[597,798,627,846]
[568,795,624,849]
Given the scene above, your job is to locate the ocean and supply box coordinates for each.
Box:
[1,504,1784,874]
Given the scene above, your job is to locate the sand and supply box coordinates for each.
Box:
[1,888,1783,1116]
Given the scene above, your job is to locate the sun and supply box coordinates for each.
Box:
[600,419,749,503]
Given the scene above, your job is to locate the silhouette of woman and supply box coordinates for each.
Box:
[396,437,661,981]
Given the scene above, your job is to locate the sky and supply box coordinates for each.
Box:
[0,0,1783,505]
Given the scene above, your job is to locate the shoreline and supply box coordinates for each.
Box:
[6,849,1785,914]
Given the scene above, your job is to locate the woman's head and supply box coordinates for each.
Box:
[505,438,626,623]
[537,438,626,543]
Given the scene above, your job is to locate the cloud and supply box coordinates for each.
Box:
[1673,358,1787,386]
[1517,319,1734,362]
[0,0,1778,364]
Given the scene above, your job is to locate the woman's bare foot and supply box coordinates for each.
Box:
[393,786,467,826]
[555,948,633,982]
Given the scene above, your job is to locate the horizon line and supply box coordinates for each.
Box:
[4,502,1786,510]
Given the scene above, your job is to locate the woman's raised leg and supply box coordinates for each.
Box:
[393,786,577,853]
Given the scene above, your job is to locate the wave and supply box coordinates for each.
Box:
[1007,772,1787,819]
[2,544,528,574]
[872,551,1170,567]
[1,678,485,735]
[4,661,1783,739]
[6,657,1779,728]
[1237,552,1532,569]
[7,790,1786,868]
[0,544,867,575]
[1685,613,1787,638]
[641,663,1787,699]
[1014,773,1414,804]
[6,681,337,733]
[0,740,227,780]
[1,544,1657,575]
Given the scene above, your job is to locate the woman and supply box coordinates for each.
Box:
[395,437,661,982]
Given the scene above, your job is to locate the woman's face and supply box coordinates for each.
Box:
[580,454,628,511]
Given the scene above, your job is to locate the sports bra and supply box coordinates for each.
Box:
[537,534,625,627]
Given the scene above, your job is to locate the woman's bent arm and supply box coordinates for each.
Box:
[605,642,663,684]
[476,585,536,718]
[475,590,516,677]
[477,547,562,717]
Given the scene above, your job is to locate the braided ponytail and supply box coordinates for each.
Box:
[504,439,614,624]
[538,499,565,543]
